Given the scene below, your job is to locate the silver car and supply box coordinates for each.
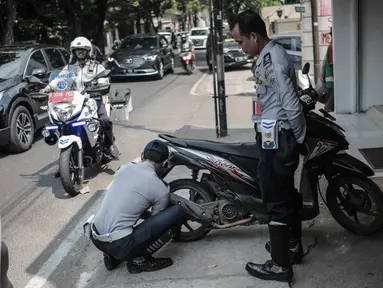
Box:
[270,32,302,71]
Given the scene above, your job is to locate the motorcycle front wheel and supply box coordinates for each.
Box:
[326,174,383,236]
[59,146,81,197]
[186,63,193,75]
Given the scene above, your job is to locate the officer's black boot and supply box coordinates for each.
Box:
[246,224,293,283]
[265,194,304,264]
[103,253,122,270]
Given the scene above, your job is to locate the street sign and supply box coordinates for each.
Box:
[295,6,306,13]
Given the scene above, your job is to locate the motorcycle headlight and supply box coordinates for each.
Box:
[54,105,76,122]
[144,55,157,61]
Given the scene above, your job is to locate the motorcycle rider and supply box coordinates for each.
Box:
[41,37,119,171]
[232,11,306,283]
[180,34,195,68]
[87,140,185,273]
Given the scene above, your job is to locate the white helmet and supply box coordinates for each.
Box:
[70,36,93,59]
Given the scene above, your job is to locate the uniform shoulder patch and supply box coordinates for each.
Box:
[263,53,272,68]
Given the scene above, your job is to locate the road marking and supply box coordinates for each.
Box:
[24,156,141,288]
[189,72,208,96]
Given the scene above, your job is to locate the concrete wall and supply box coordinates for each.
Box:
[359,0,383,111]
[332,0,358,113]
[261,4,301,35]
[272,18,300,34]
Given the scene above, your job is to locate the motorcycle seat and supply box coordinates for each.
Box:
[159,134,258,159]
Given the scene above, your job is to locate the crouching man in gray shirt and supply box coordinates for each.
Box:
[90,140,185,274]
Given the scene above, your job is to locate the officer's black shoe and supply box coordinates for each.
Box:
[103,253,122,270]
[265,239,304,264]
[126,256,173,274]
[108,144,120,160]
[245,260,293,282]
[246,224,293,283]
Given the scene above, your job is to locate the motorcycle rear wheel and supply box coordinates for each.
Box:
[170,179,214,242]
[326,175,383,236]
[59,146,81,197]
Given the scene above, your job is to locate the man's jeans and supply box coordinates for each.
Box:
[92,205,185,262]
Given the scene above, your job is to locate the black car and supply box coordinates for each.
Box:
[0,42,70,153]
[107,34,174,80]
[206,29,253,70]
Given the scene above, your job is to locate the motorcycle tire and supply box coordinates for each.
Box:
[186,63,193,75]
[59,146,81,197]
[326,175,383,236]
[170,179,215,242]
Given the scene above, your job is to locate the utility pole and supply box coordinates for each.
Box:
[311,0,320,84]
[212,0,228,137]
[208,0,219,138]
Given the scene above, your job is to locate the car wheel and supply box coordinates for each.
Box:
[169,56,175,74]
[156,61,164,80]
[8,105,35,153]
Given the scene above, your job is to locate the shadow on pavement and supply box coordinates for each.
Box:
[24,189,104,284]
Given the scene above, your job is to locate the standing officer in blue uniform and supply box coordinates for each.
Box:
[231,10,307,283]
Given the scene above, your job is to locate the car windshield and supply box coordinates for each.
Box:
[191,29,208,36]
[0,51,24,81]
[120,37,158,50]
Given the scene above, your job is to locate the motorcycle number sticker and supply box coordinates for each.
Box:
[49,91,75,103]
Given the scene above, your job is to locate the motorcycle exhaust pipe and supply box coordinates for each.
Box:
[211,217,253,229]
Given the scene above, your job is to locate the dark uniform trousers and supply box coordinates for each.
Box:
[255,126,302,240]
[97,101,114,147]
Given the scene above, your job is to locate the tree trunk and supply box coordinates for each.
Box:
[193,12,198,27]
[136,17,141,34]
[2,0,18,45]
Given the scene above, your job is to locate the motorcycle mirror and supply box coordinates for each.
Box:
[302,62,310,75]
[93,69,111,80]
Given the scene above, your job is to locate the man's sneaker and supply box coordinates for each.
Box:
[265,240,304,264]
[103,253,122,270]
[126,256,173,274]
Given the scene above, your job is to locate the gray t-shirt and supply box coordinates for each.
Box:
[93,161,170,235]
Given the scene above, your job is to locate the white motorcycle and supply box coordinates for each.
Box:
[31,70,131,197]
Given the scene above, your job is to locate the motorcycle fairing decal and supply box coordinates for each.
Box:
[307,140,337,160]
[58,135,83,149]
[176,147,256,187]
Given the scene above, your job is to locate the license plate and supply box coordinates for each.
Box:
[48,91,74,103]
[235,57,246,62]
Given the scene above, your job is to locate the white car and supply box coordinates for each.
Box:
[158,32,172,44]
[189,27,209,49]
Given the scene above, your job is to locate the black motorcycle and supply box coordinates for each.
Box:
[159,62,383,242]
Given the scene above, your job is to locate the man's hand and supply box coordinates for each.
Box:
[40,87,50,93]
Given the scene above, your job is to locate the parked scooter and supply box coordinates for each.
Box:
[159,62,383,242]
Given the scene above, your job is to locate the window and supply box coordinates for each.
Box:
[25,50,48,76]
[294,37,302,52]
[190,29,208,36]
[275,38,293,51]
[120,37,158,50]
[60,49,70,63]
[160,37,168,47]
[0,51,25,80]
[45,48,65,69]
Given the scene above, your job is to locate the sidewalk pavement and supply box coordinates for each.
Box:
[64,68,383,288]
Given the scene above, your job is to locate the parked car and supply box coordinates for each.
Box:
[158,31,172,44]
[189,27,209,49]
[270,32,302,71]
[107,34,174,80]
[206,29,253,70]
[0,42,70,153]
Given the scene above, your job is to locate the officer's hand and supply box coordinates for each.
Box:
[40,87,50,93]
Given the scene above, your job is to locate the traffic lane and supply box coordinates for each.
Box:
[2,68,200,287]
